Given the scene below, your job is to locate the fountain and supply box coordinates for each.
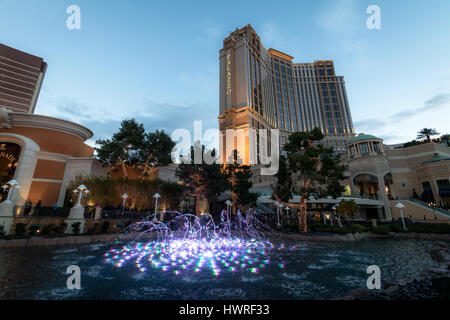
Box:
[104,209,288,276]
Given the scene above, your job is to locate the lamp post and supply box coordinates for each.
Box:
[326,213,333,227]
[428,202,436,218]
[274,201,283,228]
[121,193,128,216]
[5,180,19,202]
[285,206,290,218]
[180,200,185,213]
[332,204,342,227]
[225,200,233,234]
[74,184,89,206]
[153,193,160,222]
[395,202,407,231]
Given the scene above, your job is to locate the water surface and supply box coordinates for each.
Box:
[0,238,442,299]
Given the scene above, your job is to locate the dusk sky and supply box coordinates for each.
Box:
[1,0,449,146]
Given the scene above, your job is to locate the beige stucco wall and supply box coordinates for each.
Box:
[390,200,450,222]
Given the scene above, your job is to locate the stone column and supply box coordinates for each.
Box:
[377,175,392,221]
[0,200,15,236]
[94,207,102,220]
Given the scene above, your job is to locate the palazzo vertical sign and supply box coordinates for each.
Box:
[226,52,232,95]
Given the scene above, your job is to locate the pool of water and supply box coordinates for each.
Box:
[0,238,443,299]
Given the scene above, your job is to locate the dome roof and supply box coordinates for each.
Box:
[348,133,381,143]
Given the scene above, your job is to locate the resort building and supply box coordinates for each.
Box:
[0,44,47,113]
[218,24,354,167]
[345,133,450,221]
[0,109,101,207]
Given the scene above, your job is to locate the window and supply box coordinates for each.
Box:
[359,143,369,154]
[373,142,381,153]
[436,179,450,191]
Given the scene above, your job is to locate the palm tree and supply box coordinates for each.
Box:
[417,128,439,143]
[440,134,450,147]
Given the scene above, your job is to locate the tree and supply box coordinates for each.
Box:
[95,119,175,179]
[159,180,184,211]
[417,128,439,143]
[223,150,259,213]
[272,155,292,203]
[176,144,229,216]
[137,130,176,179]
[440,134,450,147]
[336,199,358,222]
[69,175,117,207]
[273,128,347,233]
[402,139,422,148]
[95,119,145,177]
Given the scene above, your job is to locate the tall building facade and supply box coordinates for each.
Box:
[218,25,354,166]
[0,44,47,113]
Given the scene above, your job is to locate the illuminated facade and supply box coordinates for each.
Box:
[218,25,355,165]
[0,44,47,113]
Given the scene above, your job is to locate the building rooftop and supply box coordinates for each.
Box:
[348,133,381,143]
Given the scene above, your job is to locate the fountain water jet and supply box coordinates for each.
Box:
[104,209,287,276]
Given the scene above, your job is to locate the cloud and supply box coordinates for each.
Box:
[354,93,450,134]
[314,0,360,34]
[39,96,219,149]
[313,0,368,53]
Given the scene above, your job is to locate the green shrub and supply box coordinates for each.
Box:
[328,226,349,234]
[42,224,56,235]
[71,222,81,235]
[54,223,67,234]
[101,221,110,234]
[350,224,366,233]
[14,223,27,236]
[28,225,40,236]
[387,223,404,233]
[371,225,390,235]
[407,223,450,234]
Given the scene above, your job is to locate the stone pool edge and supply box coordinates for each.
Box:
[1,231,450,248]
[336,241,450,300]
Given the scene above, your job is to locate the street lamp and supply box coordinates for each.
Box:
[332,204,342,227]
[153,193,161,222]
[180,200,185,213]
[73,184,89,206]
[326,213,333,227]
[3,179,19,202]
[285,206,290,218]
[395,202,407,231]
[121,193,128,215]
[225,200,233,233]
[274,201,283,228]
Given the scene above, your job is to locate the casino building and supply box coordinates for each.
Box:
[0,44,100,208]
[0,44,47,113]
[218,24,355,167]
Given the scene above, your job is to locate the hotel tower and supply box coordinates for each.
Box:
[0,44,47,113]
[218,25,355,167]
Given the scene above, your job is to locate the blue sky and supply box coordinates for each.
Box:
[1,0,449,145]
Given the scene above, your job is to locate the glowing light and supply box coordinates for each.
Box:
[104,210,287,276]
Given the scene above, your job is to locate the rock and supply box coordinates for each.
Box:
[426,267,449,276]
[430,249,450,263]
